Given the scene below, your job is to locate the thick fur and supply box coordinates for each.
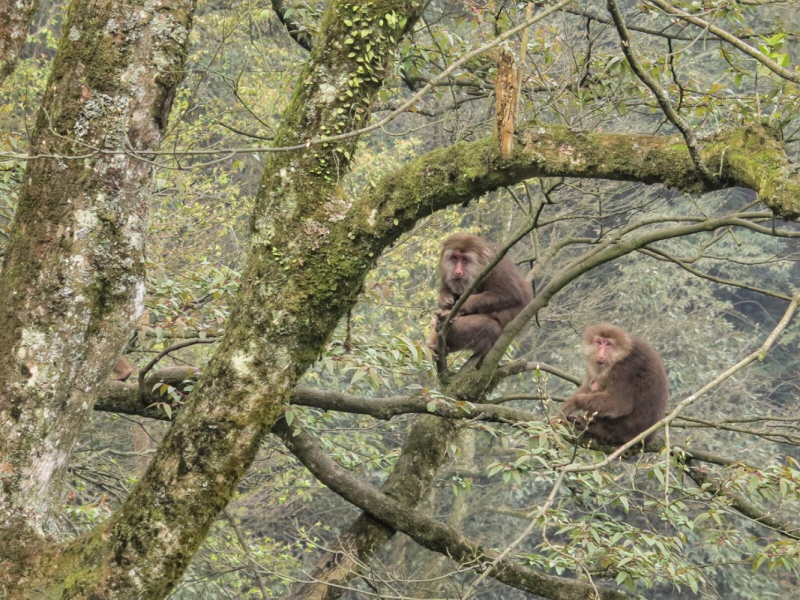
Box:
[560,324,668,445]
[428,233,532,359]
[111,355,133,381]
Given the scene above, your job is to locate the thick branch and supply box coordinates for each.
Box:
[95,368,199,420]
[96,379,541,424]
[275,419,630,600]
[358,123,800,229]
[292,386,539,422]
[270,0,313,51]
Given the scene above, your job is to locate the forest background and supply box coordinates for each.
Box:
[0,0,799,598]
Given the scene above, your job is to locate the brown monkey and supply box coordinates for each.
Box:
[427,233,532,360]
[111,355,134,382]
[559,324,668,445]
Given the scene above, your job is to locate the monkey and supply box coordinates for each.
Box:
[558,324,668,445]
[111,355,134,382]
[426,233,532,360]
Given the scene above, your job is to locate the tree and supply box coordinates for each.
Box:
[0,0,799,598]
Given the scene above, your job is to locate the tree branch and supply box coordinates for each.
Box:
[639,247,793,302]
[274,419,630,600]
[496,361,582,386]
[645,0,800,84]
[606,0,715,184]
[270,0,314,51]
[685,464,800,540]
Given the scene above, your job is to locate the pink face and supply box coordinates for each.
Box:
[448,250,472,280]
[594,336,614,364]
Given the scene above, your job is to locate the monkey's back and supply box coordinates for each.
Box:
[598,336,668,444]
[480,256,533,327]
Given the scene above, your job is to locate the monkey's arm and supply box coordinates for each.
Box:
[459,290,521,315]
[557,383,591,419]
[561,391,633,419]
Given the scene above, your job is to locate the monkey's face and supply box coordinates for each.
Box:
[582,334,623,379]
[441,249,482,294]
[593,337,614,365]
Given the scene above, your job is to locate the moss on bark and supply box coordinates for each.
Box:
[0,0,195,594]
[29,0,428,597]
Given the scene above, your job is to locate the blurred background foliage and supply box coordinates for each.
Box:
[2,0,800,597]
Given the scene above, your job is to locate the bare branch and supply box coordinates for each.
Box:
[685,465,800,540]
[606,0,715,184]
[646,0,800,84]
[639,247,793,302]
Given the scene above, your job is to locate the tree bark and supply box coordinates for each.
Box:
[0,0,38,86]
[0,0,195,591]
[17,0,427,597]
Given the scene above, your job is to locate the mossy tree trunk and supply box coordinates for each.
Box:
[0,0,39,85]
[11,0,427,597]
[0,0,195,588]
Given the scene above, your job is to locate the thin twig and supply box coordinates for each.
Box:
[463,471,566,596]
[223,508,270,598]
[646,0,800,84]
[606,0,715,184]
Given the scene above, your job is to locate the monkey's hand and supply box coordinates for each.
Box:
[433,309,459,330]
[426,316,441,353]
[438,292,456,311]
[567,412,590,429]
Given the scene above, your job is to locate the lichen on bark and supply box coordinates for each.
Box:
[0,0,196,593]
[17,0,428,597]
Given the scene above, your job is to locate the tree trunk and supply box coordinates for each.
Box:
[0,0,195,590]
[12,0,426,597]
[0,0,38,85]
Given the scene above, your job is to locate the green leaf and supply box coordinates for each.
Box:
[350,369,367,384]
[487,463,504,477]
